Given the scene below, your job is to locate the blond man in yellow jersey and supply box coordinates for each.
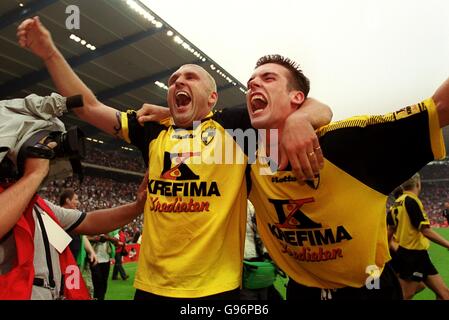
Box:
[390,173,449,299]
[387,187,426,296]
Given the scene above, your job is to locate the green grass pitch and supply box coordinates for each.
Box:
[105,228,449,300]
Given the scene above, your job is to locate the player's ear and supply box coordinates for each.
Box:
[208,91,218,109]
[291,90,305,107]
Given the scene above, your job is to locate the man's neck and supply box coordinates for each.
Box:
[405,188,419,196]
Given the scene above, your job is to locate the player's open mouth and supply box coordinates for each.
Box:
[250,94,267,115]
[175,91,191,109]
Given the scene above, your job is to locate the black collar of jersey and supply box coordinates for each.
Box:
[171,114,214,130]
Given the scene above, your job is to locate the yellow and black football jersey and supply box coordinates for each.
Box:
[249,98,445,289]
[120,107,252,297]
[391,191,430,250]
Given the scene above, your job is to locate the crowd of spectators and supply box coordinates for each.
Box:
[420,161,449,181]
[420,182,448,225]
[419,162,449,225]
[39,175,143,242]
[83,142,145,173]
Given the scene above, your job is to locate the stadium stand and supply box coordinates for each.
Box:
[40,174,144,243]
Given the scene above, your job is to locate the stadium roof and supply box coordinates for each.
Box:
[0,0,247,147]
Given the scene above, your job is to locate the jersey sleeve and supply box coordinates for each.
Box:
[404,196,430,230]
[317,98,446,195]
[120,110,167,167]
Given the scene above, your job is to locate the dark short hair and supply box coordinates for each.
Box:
[255,54,310,97]
[59,188,75,206]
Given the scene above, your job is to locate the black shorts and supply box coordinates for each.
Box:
[286,263,403,300]
[134,288,240,300]
[387,249,400,273]
[395,246,438,282]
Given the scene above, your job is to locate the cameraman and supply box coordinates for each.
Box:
[0,93,148,300]
[0,154,148,299]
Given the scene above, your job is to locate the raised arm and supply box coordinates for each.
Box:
[433,77,449,127]
[73,172,147,235]
[279,98,333,180]
[17,16,124,139]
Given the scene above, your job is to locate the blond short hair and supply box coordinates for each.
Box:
[400,172,421,191]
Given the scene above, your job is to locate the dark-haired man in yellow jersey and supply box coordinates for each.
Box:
[245,54,449,300]
[389,173,449,300]
[18,18,333,299]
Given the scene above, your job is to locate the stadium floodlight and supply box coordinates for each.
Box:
[126,0,146,17]
[167,30,174,36]
[144,13,155,21]
[126,0,162,26]
[174,36,183,44]
[69,34,97,51]
[154,81,168,91]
